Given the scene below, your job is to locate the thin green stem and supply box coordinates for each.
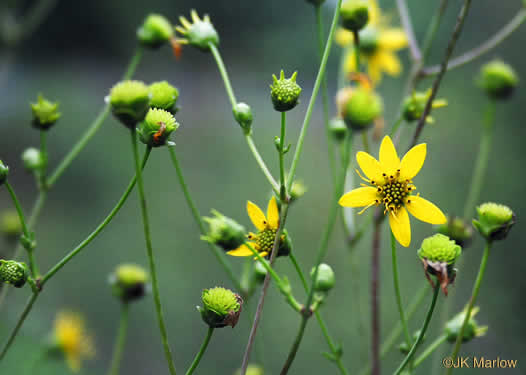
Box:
[185,327,214,375]
[107,303,130,375]
[286,0,342,191]
[39,131,48,191]
[361,132,370,154]
[289,253,308,291]
[279,112,287,200]
[245,135,280,193]
[396,0,422,62]
[389,116,404,138]
[167,147,242,292]
[208,43,236,107]
[413,334,448,368]
[391,233,412,348]
[394,284,441,375]
[280,317,309,375]
[447,242,491,375]
[462,101,495,221]
[421,0,449,61]
[352,30,361,71]
[131,131,177,375]
[41,150,151,284]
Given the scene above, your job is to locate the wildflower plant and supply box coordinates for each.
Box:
[0,1,523,375]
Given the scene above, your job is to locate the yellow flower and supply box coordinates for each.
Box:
[53,311,95,372]
[227,197,280,257]
[336,0,408,84]
[339,136,446,247]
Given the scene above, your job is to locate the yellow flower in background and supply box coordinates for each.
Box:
[339,136,446,247]
[227,197,280,257]
[336,0,408,84]
[53,311,95,372]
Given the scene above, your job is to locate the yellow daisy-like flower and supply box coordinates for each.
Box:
[227,197,280,257]
[336,0,408,84]
[339,136,446,247]
[53,311,95,373]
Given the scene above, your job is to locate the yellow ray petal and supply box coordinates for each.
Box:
[339,187,379,207]
[247,201,267,230]
[376,51,402,76]
[267,196,279,229]
[368,0,381,26]
[379,135,400,176]
[389,206,411,247]
[344,49,357,74]
[399,143,427,180]
[367,54,382,84]
[378,28,408,51]
[227,243,255,257]
[336,28,353,46]
[405,195,447,224]
[356,151,383,182]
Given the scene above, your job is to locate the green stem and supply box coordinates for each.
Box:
[389,116,404,138]
[208,43,236,107]
[361,132,370,154]
[447,242,491,375]
[396,0,422,62]
[41,150,151,284]
[462,101,495,221]
[107,303,130,375]
[279,112,287,200]
[391,233,412,348]
[167,147,242,292]
[280,318,309,375]
[352,30,361,71]
[39,131,48,191]
[245,135,280,193]
[394,284,441,375]
[131,131,177,375]
[289,253,308,291]
[185,327,214,375]
[286,0,342,191]
[421,0,449,61]
[413,334,448,368]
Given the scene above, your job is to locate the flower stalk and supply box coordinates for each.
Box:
[107,303,130,375]
[185,327,214,375]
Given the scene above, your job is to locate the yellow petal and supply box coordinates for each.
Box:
[376,51,402,76]
[378,29,408,51]
[247,201,266,230]
[432,99,448,109]
[335,28,353,46]
[399,143,426,180]
[344,49,357,74]
[379,135,400,176]
[339,187,379,207]
[267,196,279,229]
[368,0,381,26]
[367,55,382,84]
[227,243,255,257]
[356,151,383,182]
[405,195,447,224]
[389,206,411,247]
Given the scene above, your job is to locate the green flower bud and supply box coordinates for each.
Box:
[233,102,253,134]
[198,287,243,328]
[444,307,488,343]
[21,148,44,172]
[201,210,247,251]
[340,0,369,32]
[109,264,149,303]
[254,260,268,283]
[358,27,379,55]
[436,216,473,248]
[149,81,179,113]
[175,10,219,52]
[137,14,174,49]
[343,87,383,131]
[0,260,29,288]
[235,364,264,375]
[477,60,518,100]
[289,180,307,203]
[137,108,179,147]
[472,202,515,241]
[30,94,61,130]
[270,71,302,112]
[310,263,335,292]
[108,80,150,128]
[1,211,22,240]
[329,118,348,142]
[0,160,8,186]
[402,90,447,123]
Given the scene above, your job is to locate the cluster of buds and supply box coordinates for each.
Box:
[472,202,515,242]
[0,260,29,288]
[417,234,462,296]
[201,210,247,251]
[444,306,488,343]
[109,264,149,303]
[270,71,302,112]
[198,287,243,328]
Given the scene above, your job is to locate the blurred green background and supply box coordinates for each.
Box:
[0,0,525,374]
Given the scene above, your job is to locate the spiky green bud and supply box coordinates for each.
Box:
[1,211,22,240]
[402,90,447,123]
[436,216,473,248]
[418,234,461,265]
[109,80,150,128]
[109,264,149,303]
[233,102,253,134]
[445,307,488,343]
[149,81,179,113]
[329,118,348,142]
[235,364,264,375]
[343,87,383,131]
[340,0,369,32]
[477,60,518,100]
[472,202,515,241]
[0,260,29,288]
[310,263,336,292]
[137,108,179,147]
[270,71,302,112]
[0,160,8,186]
[30,94,61,130]
[21,148,44,172]
[137,14,174,49]
[201,210,247,251]
[175,10,219,52]
[198,287,243,328]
